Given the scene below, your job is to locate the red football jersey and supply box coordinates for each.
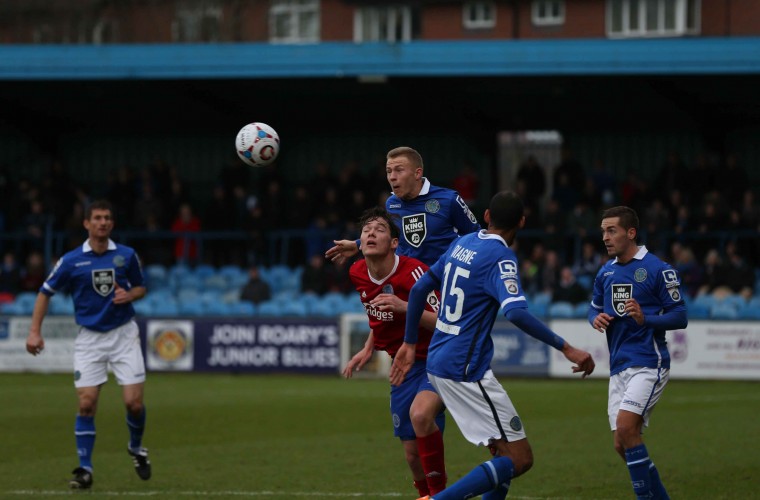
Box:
[349,255,439,359]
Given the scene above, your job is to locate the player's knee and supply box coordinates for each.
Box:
[125,399,144,416]
[404,446,419,467]
[512,450,534,476]
[409,406,434,433]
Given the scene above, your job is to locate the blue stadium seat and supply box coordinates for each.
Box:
[177,289,201,303]
[737,302,760,320]
[688,301,711,319]
[548,301,575,319]
[49,294,75,315]
[279,301,309,317]
[718,294,747,310]
[151,301,180,317]
[257,300,283,316]
[203,273,228,292]
[229,301,256,316]
[573,302,590,318]
[133,300,154,316]
[310,300,337,317]
[692,294,716,310]
[144,264,168,288]
[527,300,548,318]
[0,302,26,315]
[533,291,552,306]
[178,299,205,316]
[204,301,232,316]
[193,264,216,280]
[710,303,738,320]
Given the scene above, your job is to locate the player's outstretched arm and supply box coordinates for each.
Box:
[26,292,51,356]
[343,331,375,379]
[325,240,360,265]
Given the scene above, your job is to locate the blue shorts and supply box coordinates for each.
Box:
[390,360,446,440]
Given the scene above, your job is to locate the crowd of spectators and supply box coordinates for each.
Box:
[0,147,758,304]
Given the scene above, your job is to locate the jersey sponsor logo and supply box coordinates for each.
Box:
[504,279,519,295]
[611,284,633,317]
[662,269,680,288]
[426,291,440,312]
[425,199,440,213]
[668,287,682,302]
[364,303,394,321]
[634,268,647,282]
[92,269,115,297]
[498,260,517,278]
[402,213,427,248]
[455,195,477,224]
[361,291,367,298]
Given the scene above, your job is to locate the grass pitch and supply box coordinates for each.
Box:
[0,373,757,499]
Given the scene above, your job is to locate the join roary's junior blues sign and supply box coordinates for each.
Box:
[139,318,340,374]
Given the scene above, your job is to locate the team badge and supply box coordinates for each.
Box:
[509,416,522,431]
[74,370,81,381]
[498,260,517,279]
[425,199,440,213]
[634,268,647,282]
[152,329,189,362]
[382,284,394,295]
[426,292,440,312]
[668,287,682,302]
[113,255,126,267]
[504,279,519,295]
[611,284,633,317]
[92,269,115,297]
[392,413,401,428]
[402,213,427,248]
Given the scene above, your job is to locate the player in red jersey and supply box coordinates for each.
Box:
[343,206,447,497]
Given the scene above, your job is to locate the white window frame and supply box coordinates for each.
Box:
[172,0,224,42]
[269,0,320,44]
[531,0,565,27]
[463,1,496,30]
[353,5,413,43]
[606,0,700,38]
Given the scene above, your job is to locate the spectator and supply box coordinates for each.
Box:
[515,155,546,211]
[552,266,589,305]
[572,241,602,289]
[239,266,271,305]
[716,153,749,211]
[452,163,480,207]
[714,242,755,300]
[171,203,201,265]
[203,185,237,267]
[698,249,723,297]
[24,199,50,252]
[670,242,703,298]
[653,152,689,204]
[0,251,22,296]
[301,254,329,295]
[541,249,561,296]
[19,251,46,293]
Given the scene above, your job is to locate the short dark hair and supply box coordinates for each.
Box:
[387,146,424,170]
[488,191,524,230]
[358,206,400,239]
[602,206,639,232]
[84,200,114,220]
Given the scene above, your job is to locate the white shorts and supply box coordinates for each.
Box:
[74,320,146,388]
[429,370,527,446]
[608,366,669,431]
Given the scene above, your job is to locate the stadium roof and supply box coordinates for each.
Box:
[1,37,760,80]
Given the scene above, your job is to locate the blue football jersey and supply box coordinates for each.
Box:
[386,178,480,266]
[589,246,686,376]
[41,239,145,332]
[424,231,528,382]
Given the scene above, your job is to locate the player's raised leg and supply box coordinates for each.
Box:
[410,389,447,495]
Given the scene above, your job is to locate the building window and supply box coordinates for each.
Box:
[532,0,565,26]
[173,0,223,42]
[269,0,320,44]
[463,1,496,29]
[354,5,419,43]
[607,0,700,38]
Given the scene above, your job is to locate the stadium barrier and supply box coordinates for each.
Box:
[2,315,759,380]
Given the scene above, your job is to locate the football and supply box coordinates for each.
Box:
[235,122,280,167]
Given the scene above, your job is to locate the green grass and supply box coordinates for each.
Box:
[0,373,757,499]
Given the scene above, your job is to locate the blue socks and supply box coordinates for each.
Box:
[625,444,669,499]
[126,407,146,452]
[432,456,514,500]
[74,415,95,471]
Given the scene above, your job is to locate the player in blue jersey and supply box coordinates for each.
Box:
[397,191,595,500]
[588,206,687,500]
[325,146,481,267]
[25,200,151,489]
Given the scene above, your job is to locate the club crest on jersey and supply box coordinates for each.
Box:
[113,254,126,267]
[612,284,633,316]
[382,284,394,295]
[634,268,647,282]
[402,213,427,248]
[668,287,682,302]
[425,199,440,213]
[504,279,519,295]
[426,291,440,312]
[92,269,115,297]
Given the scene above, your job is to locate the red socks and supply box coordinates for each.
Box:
[417,429,447,495]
